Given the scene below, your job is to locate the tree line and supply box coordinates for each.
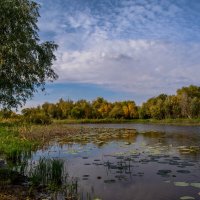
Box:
[14,85,200,123]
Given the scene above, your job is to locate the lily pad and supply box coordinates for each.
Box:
[190,183,200,188]
[104,179,116,183]
[180,196,195,200]
[157,170,172,176]
[176,170,190,174]
[174,182,189,187]
[164,180,170,183]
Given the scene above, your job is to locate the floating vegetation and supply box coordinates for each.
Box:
[157,170,172,177]
[141,131,164,138]
[93,198,102,200]
[190,182,200,189]
[1,123,200,199]
[176,170,190,174]
[177,146,200,155]
[59,127,137,146]
[174,182,190,187]
[180,196,195,200]
[104,179,116,183]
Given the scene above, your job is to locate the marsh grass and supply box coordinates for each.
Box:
[29,158,78,199]
[0,121,137,163]
[0,123,36,163]
[54,118,200,125]
[29,158,64,187]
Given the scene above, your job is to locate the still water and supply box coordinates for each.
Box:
[33,124,200,200]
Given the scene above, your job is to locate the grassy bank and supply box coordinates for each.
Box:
[0,117,199,159]
[0,122,37,161]
[0,118,199,199]
[54,118,200,125]
[0,121,81,199]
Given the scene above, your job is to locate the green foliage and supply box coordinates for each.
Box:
[0,123,36,163]
[71,106,84,119]
[22,107,52,124]
[29,158,64,187]
[19,85,200,120]
[0,0,58,109]
[139,86,200,119]
[109,103,124,119]
[0,108,16,118]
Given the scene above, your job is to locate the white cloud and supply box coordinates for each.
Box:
[54,38,200,96]
[36,0,200,100]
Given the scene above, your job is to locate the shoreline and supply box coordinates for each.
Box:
[54,118,200,126]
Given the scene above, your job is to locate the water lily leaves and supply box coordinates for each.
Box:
[66,149,79,154]
[190,183,200,188]
[104,179,116,183]
[157,170,172,176]
[83,174,90,177]
[176,170,191,174]
[180,196,195,200]
[84,163,91,165]
[174,182,190,187]
[178,145,200,155]
[164,180,170,183]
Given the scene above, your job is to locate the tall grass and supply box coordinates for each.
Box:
[29,158,78,199]
[29,158,64,187]
[54,118,200,125]
[0,123,36,164]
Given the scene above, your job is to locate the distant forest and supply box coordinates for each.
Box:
[1,85,200,122]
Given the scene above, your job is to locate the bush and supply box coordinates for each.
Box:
[25,113,52,125]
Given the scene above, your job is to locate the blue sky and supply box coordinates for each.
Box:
[26,0,200,107]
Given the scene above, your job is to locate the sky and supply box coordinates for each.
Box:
[26,0,200,107]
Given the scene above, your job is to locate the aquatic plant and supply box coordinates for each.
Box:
[29,158,64,187]
[29,158,79,199]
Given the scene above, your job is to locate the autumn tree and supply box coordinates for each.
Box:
[164,95,181,118]
[92,97,107,118]
[177,85,200,118]
[122,101,138,119]
[109,102,124,119]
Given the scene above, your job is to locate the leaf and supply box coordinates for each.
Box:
[174,182,189,187]
[190,183,200,188]
[180,196,195,200]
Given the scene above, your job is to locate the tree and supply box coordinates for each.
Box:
[177,85,200,118]
[109,103,124,119]
[189,97,200,118]
[92,97,106,118]
[122,101,138,119]
[164,95,181,118]
[0,0,58,109]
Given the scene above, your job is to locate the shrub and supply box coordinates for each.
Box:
[25,113,52,125]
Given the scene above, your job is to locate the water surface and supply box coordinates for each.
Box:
[32,124,200,200]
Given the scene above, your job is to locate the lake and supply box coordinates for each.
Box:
[29,124,200,199]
